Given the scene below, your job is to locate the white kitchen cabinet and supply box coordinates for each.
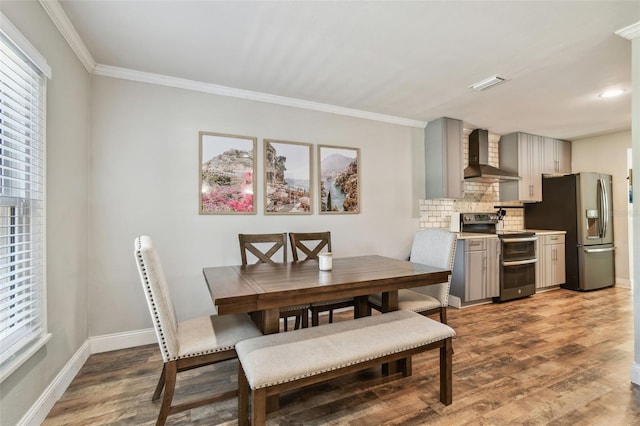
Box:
[499,132,544,202]
[537,233,566,289]
[542,138,571,175]
[425,117,464,199]
[486,237,500,298]
[464,239,486,301]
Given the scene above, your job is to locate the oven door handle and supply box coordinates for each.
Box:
[502,259,538,266]
[500,237,538,243]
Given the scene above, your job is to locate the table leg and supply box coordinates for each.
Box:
[353,295,369,318]
[381,290,398,312]
[250,308,280,335]
[381,290,405,376]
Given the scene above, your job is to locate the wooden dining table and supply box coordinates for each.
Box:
[202,254,450,335]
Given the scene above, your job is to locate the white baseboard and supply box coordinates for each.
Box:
[18,340,90,426]
[448,295,461,308]
[616,278,632,289]
[632,362,640,386]
[89,328,156,354]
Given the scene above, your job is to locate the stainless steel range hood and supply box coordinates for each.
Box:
[464,129,521,183]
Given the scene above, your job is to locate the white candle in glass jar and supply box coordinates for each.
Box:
[318,253,333,271]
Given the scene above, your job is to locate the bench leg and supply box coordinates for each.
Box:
[252,387,267,426]
[238,363,249,426]
[440,337,453,405]
[401,356,412,377]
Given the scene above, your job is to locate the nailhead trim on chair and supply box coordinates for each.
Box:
[136,240,172,362]
[136,239,240,361]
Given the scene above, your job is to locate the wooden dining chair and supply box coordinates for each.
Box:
[134,236,262,426]
[289,231,355,326]
[368,228,457,324]
[238,233,309,330]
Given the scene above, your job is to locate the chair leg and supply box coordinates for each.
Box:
[294,313,302,330]
[283,316,289,332]
[156,361,177,426]
[238,362,249,426]
[440,307,448,324]
[312,307,320,327]
[152,364,166,401]
[440,338,453,406]
[301,309,309,328]
[328,309,334,324]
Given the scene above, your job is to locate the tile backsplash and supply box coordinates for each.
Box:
[419,199,524,231]
[419,129,525,231]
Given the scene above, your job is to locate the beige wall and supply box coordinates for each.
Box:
[571,130,631,285]
[0,2,91,425]
[88,76,425,335]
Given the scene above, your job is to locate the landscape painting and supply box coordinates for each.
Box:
[199,132,257,214]
[318,145,360,214]
[264,140,312,214]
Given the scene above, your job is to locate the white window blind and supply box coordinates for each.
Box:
[0,24,48,379]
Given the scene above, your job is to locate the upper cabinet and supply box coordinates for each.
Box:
[425,117,464,199]
[500,133,571,202]
[542,138,571,175]
[499,132,544,202]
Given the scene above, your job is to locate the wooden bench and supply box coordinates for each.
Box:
[235,309,456,425]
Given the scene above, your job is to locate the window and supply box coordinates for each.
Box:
[0,14,50,382]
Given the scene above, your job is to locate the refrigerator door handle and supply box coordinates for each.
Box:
[583,247,616,253]
[602,178,610,240]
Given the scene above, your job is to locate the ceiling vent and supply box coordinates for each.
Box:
[469,75,505,91]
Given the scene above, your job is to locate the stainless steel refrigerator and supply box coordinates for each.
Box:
[525,173,615,290]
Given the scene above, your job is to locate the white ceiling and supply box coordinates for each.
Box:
[57,0,640,140]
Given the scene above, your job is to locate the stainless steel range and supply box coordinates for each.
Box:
[460,212,538,302]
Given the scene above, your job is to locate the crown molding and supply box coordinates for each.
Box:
[93,64,428,128]
[39,0,96,73]
[616,21,640,40]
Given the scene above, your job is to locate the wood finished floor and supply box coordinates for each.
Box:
[43,287,640,425]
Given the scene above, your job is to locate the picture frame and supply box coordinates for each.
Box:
[264,139,313,214]
[318,145,360,214]
[199,132,257,214]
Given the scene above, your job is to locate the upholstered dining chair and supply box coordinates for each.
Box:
[289,231,355,326]
[134,236,262,426]
[238,233,309,330]
[368,228,457,324]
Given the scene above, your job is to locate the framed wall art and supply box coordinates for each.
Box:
[264,139,313,214]
[199,132,257,214]
[318,145,360,214]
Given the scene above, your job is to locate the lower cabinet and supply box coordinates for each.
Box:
[451,237,500,305]
[536,233,566,289]
[486,237,500,298]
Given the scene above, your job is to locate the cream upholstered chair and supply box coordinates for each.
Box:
[238,233,309,330]
[289,231,355,326]
[134,236,262,426]
[368,228,457,324]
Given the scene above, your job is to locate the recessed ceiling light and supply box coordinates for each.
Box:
[469,75,506,91]
[599,89,625,98]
